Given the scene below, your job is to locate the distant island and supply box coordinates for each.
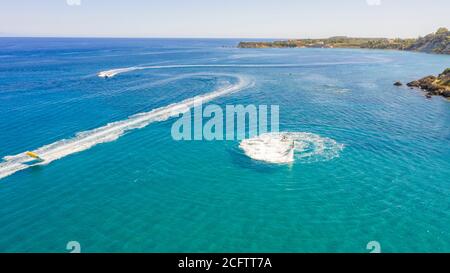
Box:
[238,28,450,54]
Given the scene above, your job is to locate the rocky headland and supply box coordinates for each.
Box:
[238,28,450,55]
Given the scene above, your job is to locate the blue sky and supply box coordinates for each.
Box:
[0,0,448,38]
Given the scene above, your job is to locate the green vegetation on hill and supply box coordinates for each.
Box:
[238,28,450,54]
[406,27,450,54]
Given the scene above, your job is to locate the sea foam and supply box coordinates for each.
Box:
[240,132,344,164]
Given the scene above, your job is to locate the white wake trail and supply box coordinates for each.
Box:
[97,60,387,78]
[0,74,253,180]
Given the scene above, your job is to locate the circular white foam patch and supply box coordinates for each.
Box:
[239,132,344,164]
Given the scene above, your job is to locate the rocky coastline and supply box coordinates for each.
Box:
[238,28,450,55]
[404,68,450,99]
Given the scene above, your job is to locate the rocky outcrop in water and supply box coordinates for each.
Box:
[407,68,450,98]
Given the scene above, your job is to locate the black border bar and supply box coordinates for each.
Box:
[1,253,448,272]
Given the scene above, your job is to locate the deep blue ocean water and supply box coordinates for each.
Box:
[0,38,449,252]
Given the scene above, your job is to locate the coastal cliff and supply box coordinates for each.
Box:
[407,68,450,99]
[238,28,450,54]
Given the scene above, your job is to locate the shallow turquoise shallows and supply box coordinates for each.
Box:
[0,38,449,253]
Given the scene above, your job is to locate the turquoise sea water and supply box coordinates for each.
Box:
[0,38,449,253]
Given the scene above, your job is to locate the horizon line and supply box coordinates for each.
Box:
[0,35,421,40]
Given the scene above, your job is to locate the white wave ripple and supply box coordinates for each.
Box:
[0,74,253,180]
[240,132,344,164]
